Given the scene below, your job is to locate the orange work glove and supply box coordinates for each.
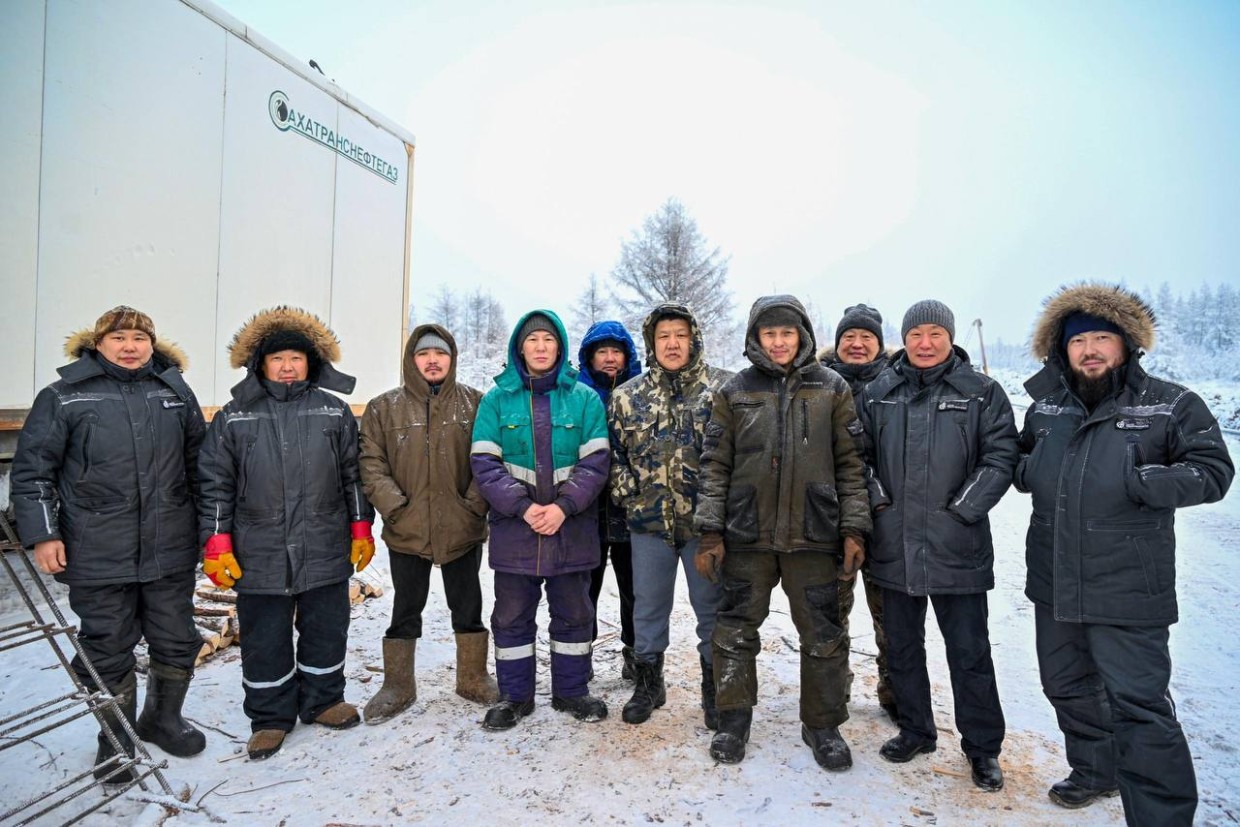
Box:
[350,521,375,572]
[203,533,242,589]
[840,535,866,581]
[695,532,725,584]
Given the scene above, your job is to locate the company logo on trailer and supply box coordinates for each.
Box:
[268,90,399,184]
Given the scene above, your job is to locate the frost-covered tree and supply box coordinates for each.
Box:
[568,273,612,349]
[428,284,460,334]
[609,198,741,365]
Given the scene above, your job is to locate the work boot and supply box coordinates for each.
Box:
[134,661,206,757]
[92,671,138,783]
[709,708,753,764]
[247,729,286,761]
[1048,778,1120,809]
[482,699,535,731]
[880,731,937,763]
[364,638,417,724]
[455,631,500,704]
[314,701,361,730]
[801,724,853,771]
[969,755,1005,792]
[621,646,637,682]
[551,694,609,722]
[622,653,665,724]
[700,655,718,730]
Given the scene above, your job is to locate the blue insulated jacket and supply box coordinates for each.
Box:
[577,320,641,543]
[471,310,610,576]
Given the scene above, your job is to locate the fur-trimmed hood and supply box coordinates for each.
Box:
[1032,282,1156,362]
[63,328,189,371]
[228,306,342,369]
[227,306,354,397]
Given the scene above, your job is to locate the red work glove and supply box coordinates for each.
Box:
[350,521,375,572]
[695,532,725,584]
[203,533,242,589]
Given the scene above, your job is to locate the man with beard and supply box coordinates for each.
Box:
[1015,283,1233,824]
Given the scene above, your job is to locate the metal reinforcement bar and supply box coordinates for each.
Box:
[0,543,176,825]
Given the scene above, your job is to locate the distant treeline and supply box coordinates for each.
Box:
[982,281,1239,383]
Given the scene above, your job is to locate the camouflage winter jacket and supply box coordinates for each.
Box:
[608,303,733,547]
[696,295,871,554]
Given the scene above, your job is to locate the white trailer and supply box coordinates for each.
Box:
[0,0,415,460]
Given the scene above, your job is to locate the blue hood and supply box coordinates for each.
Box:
[577,320,641,398]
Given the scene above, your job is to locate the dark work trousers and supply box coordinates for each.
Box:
[384,545,486,639]
[67,569,202,691]
[1035,604,1196,826]
[713,550,851,729]
[882,588,1005,758]
[492,570,594,702]
[838,570,894,707]
[235,580,351,733]
[588,540,634,647]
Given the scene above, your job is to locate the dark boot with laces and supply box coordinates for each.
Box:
[622,653,665,724]
[551,694,608,722]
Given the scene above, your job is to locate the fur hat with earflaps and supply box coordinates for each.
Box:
[63,305,189,371]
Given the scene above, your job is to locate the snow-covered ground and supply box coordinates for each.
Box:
[2,435,1237,826]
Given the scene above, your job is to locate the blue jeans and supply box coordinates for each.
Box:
[629,533,721,665]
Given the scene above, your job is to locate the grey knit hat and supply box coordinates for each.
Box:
[413,332,451,354]
[901,299,955,341]
[834,303,884,350]
[516,313,559,346]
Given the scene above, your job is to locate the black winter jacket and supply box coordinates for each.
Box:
[12,350,205,585]
[1015,357,1233,625]
[858,347,1018,595]
[197,374,372,595]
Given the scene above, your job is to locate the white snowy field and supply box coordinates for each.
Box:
[1,435,1237,827]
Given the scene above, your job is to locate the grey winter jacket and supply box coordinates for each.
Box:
[858,347,1019,595]
[12,347,205,586]
[696,295,871,553]
[197,373,372,595]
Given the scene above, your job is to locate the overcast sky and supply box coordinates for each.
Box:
[214,0,1239,353]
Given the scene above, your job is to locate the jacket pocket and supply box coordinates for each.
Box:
[725,484,759,544]
[804,482,840,542]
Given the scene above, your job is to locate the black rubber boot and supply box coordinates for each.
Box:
[700,655,718,730]
[1048,778,1120,809]
[709,708,753,764]
[135,661,206,757]
[622,654,666,724]
[93,671,138,783]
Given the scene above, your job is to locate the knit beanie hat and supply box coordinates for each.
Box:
[257,328,321,376]
[93,305,156,344]
[901,299,955,341]
[517,313,559,346]
[1060,312,1126,350]
[413,332,451,354]
[834,303,884,350]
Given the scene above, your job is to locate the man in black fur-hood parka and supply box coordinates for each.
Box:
[11,306,208,780]
[1014,282,1233,823]
[197,306,375,761]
